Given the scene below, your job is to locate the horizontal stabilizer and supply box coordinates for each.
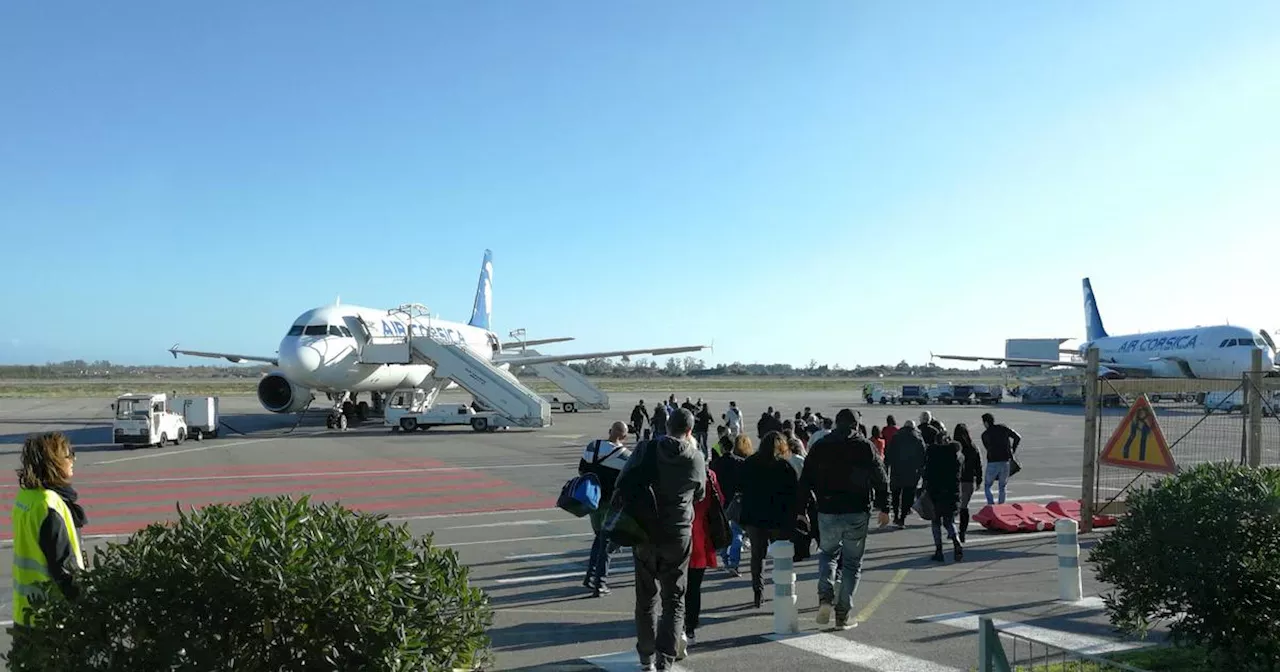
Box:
[497,344,708,368]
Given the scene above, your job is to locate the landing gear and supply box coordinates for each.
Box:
[326,391,354,431]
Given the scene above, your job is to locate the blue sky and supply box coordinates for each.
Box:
[2,2,1277,367]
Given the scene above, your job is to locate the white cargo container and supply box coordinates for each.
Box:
[172,396,220,439]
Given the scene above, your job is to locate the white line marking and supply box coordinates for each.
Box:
[543,434,586,439]
[1028,482,1082,489]
[90,431,328,465]
[766,632,963,671]
[583,650,691,672]
[913,611,1150,655]
[441,532,594,547]
[493,571,584,585]
[65,462,573,486]
[386,507,559,522]
[506,549,582,560]
[1003,495,1063,502]
[438,519,550,530]
[0,620,10,627]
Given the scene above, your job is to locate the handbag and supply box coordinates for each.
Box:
[704,475,732,551]
[1009,456,1022,478]
[604,438,661,547]
[912,490,935,520]
[556,472,601,518]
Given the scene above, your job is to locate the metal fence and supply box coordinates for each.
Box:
[978,617,1149,672]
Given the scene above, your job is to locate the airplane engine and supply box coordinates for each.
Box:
[257,372,314,413]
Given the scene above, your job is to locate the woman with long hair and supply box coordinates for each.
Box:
[952,423,984,542]
[736,431,798,608]
[870,425,886,459]
[11,432,86,630]
[685,467,724,648]
[711,433,754,575]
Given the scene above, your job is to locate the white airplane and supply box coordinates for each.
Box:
[170,250,707,426]
[935,278,1277,378]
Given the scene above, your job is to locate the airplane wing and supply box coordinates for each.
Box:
[170,345,278,366]
[500,337,575,350]
[495,345,708,368]
[931,353,1156,377]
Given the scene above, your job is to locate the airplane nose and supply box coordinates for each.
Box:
[279,339,324,379]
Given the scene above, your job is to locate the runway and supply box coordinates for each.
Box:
[0,391,1154,669]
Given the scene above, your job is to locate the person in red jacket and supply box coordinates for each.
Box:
[684,467,723,650]
[881,415,899,447]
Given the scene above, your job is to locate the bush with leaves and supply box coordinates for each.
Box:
[1089,462,1280,671]
[5,495,493,671]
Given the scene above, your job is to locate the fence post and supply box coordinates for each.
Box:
[1056,518,1083,602]
[1249,348,1264,468]
[977,616,1012,672]
[1081,348,1100,532]
[769,540,799,634]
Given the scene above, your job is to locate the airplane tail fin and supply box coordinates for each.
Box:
[1083,277,1108,341]
[469,249,494,330]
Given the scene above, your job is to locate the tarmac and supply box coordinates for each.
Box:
[0,391,1161,670]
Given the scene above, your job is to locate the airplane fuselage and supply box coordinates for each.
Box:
[1080,325,1273,379]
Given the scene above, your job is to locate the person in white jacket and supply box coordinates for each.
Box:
[725,401,744,437]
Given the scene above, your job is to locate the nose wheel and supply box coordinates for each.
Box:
[326,412,349,430]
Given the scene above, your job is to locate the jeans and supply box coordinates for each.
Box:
[586,507,612,587]
[985,461,1011,505]
[685,567,706,636]
[891,484,917,522]
[931,512,957,547]
[719,521,743,569]
[694,431,709,458]
[817,512,870,618]
[634,537,692,668]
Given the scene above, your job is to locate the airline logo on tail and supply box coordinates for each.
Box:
[470,249,494,331]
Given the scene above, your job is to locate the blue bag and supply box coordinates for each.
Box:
[557,472,601,517]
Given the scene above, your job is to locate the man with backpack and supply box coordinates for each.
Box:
[613,408,706,671]
[579,421,633,597]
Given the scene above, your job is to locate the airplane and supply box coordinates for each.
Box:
[934,278,1277,379]
[170,250,708,428]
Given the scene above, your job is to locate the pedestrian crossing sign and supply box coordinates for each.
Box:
[1100,394,1177,474]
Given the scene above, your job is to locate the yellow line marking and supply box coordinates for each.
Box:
[855,568,909,623]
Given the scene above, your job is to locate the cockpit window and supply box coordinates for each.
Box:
[288,325,305,337]
[339,326,353,337]
[328,325,343,337]
[303,325,328,336]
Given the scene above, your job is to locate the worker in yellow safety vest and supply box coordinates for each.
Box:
[11,432,86,629]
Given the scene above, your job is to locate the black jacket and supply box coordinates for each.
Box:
[884,427,927,489]
[694,408,714,433]
[797,426,890,515]
[958,436,983,487]
[736,452,797,531]
[981,423,1021,463]
[630,404,649,426]
[922,442,963,518]
[710,452,745,501]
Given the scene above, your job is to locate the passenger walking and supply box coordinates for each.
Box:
[652,402,669,439]
[870,426,885,459]
[631,401,650,440]
[710,434,752,575]
[953,423,984,542]
[884,420,926,528]
[725,401,744,437]
[579,421,633,596]
[712,425,733,458]
[11,432,86,635]
[980,412,1022,505]
[614,409,706,671]
[736,431,798,609]
[693,404,714,459]
[881,415,899,446]
[809,416,833,445]
[685,466,724,649]
[921,425,963,562]
[796,409,891,630]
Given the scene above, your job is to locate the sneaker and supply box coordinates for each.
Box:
[592,584,611,597]
[686,632,697,648]
[675,632,688,660]
[640,661,655,672]
[834,616,857,631]
[816,602,832,626]
[726,567,741,578]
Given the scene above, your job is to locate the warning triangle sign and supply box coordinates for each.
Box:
[1100,394,1177,474]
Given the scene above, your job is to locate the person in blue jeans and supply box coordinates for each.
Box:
[710,433,753,576]
[578,421,632,597]
[980,413,1021,505]
[796,409,892,630]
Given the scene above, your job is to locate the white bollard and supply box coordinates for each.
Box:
[1055,518,1083,602]
[769,540,799,634]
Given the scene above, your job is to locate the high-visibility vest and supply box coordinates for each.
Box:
[11,488,83,626]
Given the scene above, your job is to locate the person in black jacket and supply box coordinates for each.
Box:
[883,420,927,528]
[981,412,1022,505]
[693,404,715,458]
[796,409,891,630]
[652,402,669,439]
[953,423,984,542]
[631,401,650,440]
[710,433,752,576]
[921,426,964,562]
[735,431,797,609]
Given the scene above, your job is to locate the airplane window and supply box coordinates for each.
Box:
[288,325,304,336]
[328,325,343,337]
[339,326,353,337]
[303,325,328,336]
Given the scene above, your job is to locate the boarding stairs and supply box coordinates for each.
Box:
[517,349,610,411]
[358,306,550,428]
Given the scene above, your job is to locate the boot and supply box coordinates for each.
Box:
[959,509,970,543]
[931,544,944,562]
[953,537,964,562]
[753,587,763,609]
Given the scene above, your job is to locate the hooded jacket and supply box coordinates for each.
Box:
[884,426,927,489]
[614,434,706,543]
[797,425,890,515]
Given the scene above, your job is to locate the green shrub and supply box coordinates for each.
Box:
[1089,462,1280,671]
[6,495,493,671]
